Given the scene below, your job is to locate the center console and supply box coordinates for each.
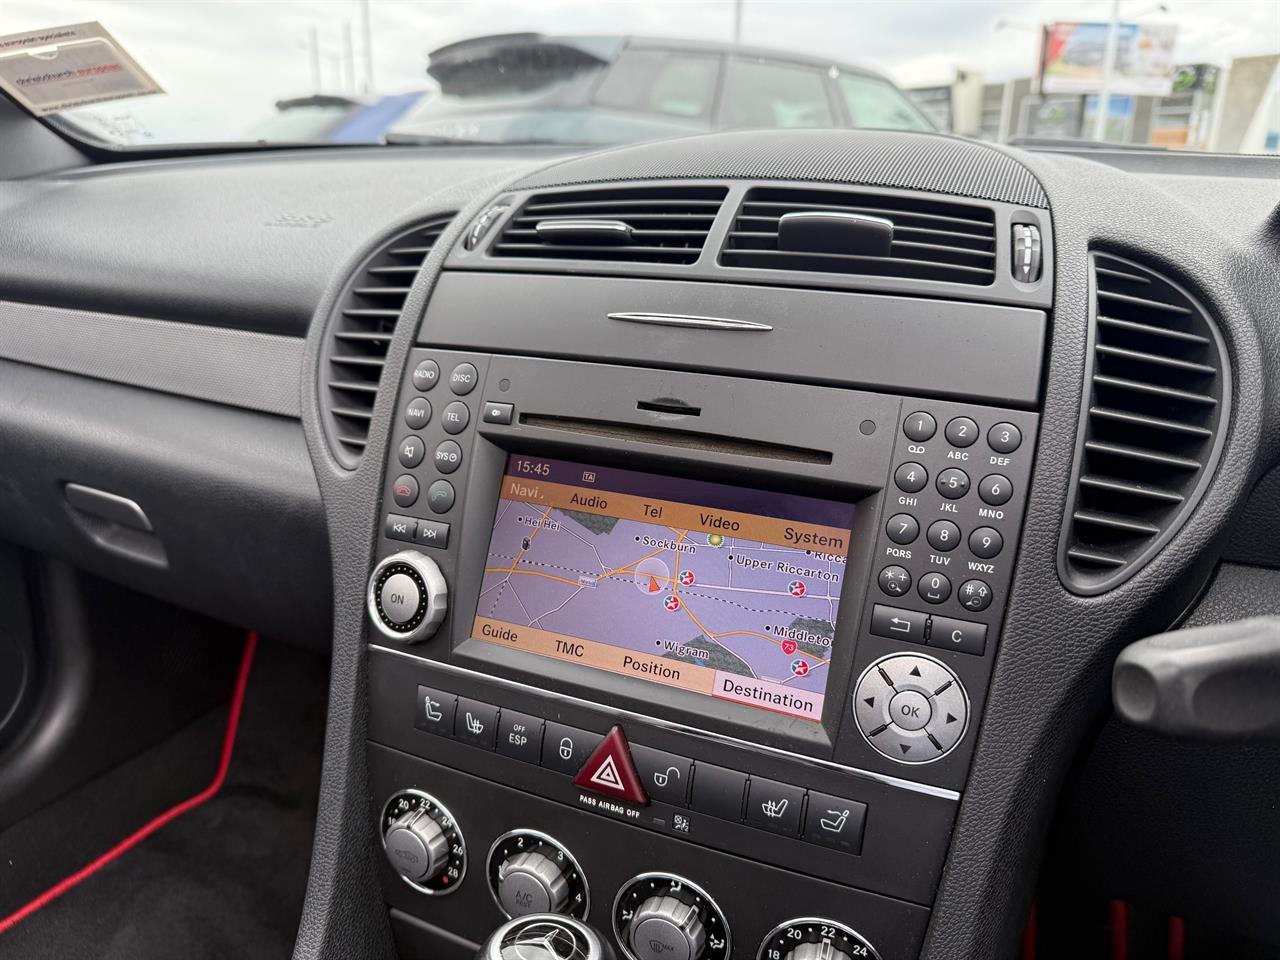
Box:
[363,266,1044,960]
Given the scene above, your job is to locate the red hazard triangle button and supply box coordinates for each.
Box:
[572,725,649,805]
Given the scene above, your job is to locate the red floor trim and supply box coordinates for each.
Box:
[1110,900,1131,960]
[1168,916,1186,960]
[0,631,258,935]
[1019,900,1038,960]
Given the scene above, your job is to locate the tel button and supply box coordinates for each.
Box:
[542,722,603,776]
[631,744,692,807]
[802,791,867,855]
[441,401,470,435]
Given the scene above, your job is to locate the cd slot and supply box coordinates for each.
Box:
[517,413,833,465]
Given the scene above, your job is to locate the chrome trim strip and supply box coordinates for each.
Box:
[607,312,773,332]
[370,645,961,802]
[780,210,895,231]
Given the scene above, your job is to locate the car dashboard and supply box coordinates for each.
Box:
[1,124,1278,960]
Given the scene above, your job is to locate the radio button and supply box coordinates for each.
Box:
[427,479,455,514]
[455,698,499,749]
[412,359,440,392]
[385,514,417,543]
[903,411,936,442]
[869,604,927,644]
[398,435,426,468]
[414,519,450,550]
[441,401,470,435]
[449,362,479,395]
[885,513,919,545]
[433,440,463,474]
[405,397,432,430]
[542,723,603,776]
[632,745,692,807]
[746,778,804,835]
[392,474,419,508]
[689,763,747,822]
[802,791,867,854]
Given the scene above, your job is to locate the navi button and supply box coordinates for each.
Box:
[631,745,692,807]
[542,722,603,776]
[572,726,649,805]
[802,791,867,854]
[745,777,804,836]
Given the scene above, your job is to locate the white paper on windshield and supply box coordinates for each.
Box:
[0,21,162,116]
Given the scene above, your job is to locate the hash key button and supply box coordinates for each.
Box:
[869,604,928,644]
[802,791,867,855]
[745,777,805,836]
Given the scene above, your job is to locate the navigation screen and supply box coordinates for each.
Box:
[471,454,854,722]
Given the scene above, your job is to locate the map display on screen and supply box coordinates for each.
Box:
[471,455,854,722]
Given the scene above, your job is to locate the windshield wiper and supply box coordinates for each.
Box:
[383,131,579,147]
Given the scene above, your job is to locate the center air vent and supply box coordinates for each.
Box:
[491,186,727,264]
[721,186,996,285]
[1060,253,1228,593]
[322,215,453,466]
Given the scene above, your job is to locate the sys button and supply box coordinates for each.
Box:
[869,604,927,644]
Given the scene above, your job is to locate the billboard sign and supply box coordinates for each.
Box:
[1040,21,1178,97]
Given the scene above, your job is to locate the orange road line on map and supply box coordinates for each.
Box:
[484,568,582,587]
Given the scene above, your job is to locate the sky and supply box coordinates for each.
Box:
[3,0,1278,141]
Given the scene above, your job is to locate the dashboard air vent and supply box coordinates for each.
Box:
[323,215,453,466]
[491,186,728,264]
[721,186,996,285]
[1060,253,1228,593]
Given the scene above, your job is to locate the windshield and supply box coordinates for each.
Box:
[1,1,1276,154]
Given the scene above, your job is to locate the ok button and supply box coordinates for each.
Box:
[888,690,932,731]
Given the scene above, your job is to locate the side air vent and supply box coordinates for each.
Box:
[721,186,997,285]
[1060,253,1229,593]
[323,215,453,466]
[491,186,727,264]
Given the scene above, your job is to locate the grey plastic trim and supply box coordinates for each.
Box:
[372,645,963,802]
[0,300,303,418]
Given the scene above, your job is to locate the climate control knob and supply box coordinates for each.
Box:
[759,918,880,960]
[380,790,465,894]
[367,550,448,643]
[613,874,730,960]
[487,830,590,919]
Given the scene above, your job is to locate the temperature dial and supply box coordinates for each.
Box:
[758,918,880,960]
[487,830,590,919]
[613,873,730,960]
[380,789,466,894]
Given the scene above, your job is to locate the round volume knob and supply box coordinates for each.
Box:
[614,874,730,960]
[380,790,466,895]
[367,550,448,643]
[758,918,880,960]
[488,830,590,919]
